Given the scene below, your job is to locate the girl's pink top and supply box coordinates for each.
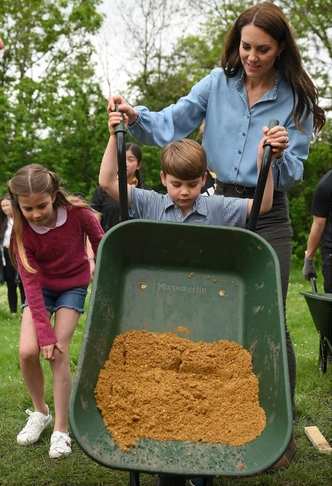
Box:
[14,205,104,346]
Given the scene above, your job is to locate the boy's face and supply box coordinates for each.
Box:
[160,172,207,215]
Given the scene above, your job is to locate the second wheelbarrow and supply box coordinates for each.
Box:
[301,278,332,373]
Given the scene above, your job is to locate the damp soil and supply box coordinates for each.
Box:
[95,329,266,451]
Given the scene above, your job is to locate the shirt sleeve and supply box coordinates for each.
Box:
[14,242,58,348]
[129,188,164,220]
[311,173,332,217]
[79,208,105,255]
[212,195,248,228]
[271,114,312,191]
[128,74,211,147]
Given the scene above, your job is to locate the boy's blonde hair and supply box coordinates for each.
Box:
[161,139,207,180]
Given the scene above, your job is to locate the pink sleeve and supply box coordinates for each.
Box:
[79,209,105,255]
[15,243,57,347]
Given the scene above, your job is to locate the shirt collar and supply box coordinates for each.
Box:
[28,206,67,234]
[166,194,208,217]
[236,69,280,101]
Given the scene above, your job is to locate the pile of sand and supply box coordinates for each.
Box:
[95,329,266,451]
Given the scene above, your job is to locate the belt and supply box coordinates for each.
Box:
[216,180,255,194]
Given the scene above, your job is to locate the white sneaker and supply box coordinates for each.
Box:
[17,406,52,445]
[49,431,72,458]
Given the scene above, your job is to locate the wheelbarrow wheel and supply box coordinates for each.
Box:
[319,337,328,373]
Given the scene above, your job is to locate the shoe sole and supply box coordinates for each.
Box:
[17,415,52,445]
[49,449,71,459]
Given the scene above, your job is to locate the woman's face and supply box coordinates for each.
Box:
[239,24,284,81]
[126,149,141,181]
[1,199,12,217]
[18,192,57,228]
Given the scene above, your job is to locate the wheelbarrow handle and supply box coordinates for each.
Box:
[246,119,279,232]
[310,277,318,293]
[115,104,129,222]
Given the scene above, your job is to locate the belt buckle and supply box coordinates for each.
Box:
[235,184,245,194]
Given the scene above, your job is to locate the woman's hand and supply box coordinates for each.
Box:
[263,125,289,159]
[40,342,64,361]
[107,95,139,125]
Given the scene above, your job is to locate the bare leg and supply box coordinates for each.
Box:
[50,307,80,432]
[19,307,50,415]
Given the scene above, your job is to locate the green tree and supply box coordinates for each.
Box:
[289,120,332,261]
[276,0,332,112]
[0,0,109,197]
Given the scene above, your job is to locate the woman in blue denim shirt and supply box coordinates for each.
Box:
[108,1,326,474]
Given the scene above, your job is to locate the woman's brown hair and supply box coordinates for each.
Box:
[221,1,326,134]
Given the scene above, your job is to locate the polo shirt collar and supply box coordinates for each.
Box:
[166,193,208,217]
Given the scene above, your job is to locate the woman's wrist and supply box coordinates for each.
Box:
[129,109,139,126]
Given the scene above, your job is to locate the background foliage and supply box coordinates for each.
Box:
[0,0,331,260]
[0,0,109,197]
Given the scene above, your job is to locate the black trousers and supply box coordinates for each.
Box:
[215,184,297,419]
[3,248,25,314]
[322,247,332,293]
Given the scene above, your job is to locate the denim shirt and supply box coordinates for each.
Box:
[129,188,248,227]
[129,68,313,192]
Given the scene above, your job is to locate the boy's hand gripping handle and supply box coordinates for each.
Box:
[115,104,128,222]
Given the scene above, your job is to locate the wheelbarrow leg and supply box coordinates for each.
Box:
[319,337,328,373]
[190,478,215,486]
[129,471,140,486]
[157,474,186,485]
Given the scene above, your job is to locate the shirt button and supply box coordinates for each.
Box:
[242,132,246,136]
[238,150,242,154]
[178,213,182,218]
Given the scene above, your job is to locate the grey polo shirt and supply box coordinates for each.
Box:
[129,188,248,227]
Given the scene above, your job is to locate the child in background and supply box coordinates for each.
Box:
[0,194,25,315]
[8,164,104,458]
[99,112,277,225]
[91,142,151,233]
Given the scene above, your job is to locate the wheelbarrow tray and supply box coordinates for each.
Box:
[300,291,332,344]
[69,220,292,477]
[300,289,332,372]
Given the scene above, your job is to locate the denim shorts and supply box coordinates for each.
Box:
[22,286,88,314]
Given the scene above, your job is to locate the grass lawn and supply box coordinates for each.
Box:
[0,263,331,486]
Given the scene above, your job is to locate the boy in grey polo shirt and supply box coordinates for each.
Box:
[99,112,277,227]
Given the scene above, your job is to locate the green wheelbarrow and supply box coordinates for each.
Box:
[301,278,332,373]
[69,220,292,483]
[69,117,292,484]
